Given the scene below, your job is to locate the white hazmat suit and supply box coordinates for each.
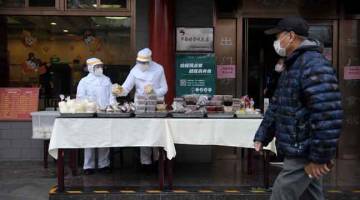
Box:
[117,48,168,165]
[76,58,117,170]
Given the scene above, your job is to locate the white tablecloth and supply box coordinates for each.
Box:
[49,118,176,160]
[165,118,276,153]
[49,118,276,160]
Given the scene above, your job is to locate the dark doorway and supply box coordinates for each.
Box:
[244,19,335,111]
[245,19,279,110]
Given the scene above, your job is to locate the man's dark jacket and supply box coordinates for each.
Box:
[254,40,343,164]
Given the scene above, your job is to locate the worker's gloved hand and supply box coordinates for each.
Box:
[112,83,124,97]
[144,84,154,95]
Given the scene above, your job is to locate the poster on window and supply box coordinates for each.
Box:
[0,88,39,121]
[176,54,216,96]
[176,27,214,52]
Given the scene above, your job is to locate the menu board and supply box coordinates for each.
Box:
[176,54,216,96]
[0,88,39,121]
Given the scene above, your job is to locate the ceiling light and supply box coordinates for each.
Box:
[50,22,57,26]
[63,29,69,33]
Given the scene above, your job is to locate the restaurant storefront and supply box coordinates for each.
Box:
[0,0,359,194]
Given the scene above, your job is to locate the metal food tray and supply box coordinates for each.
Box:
[135,112,169,118]
[59,113,95,118]
[171,112,205,118]
[207,112,235,119]
[97,112,133,118]
[235,114,263,119]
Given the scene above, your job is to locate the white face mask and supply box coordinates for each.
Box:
[94,68,103,76]
[139,63,150,72]
[273,33,291,57]
[275,64,285,72]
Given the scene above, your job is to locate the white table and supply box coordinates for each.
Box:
[164,118,275,189]
[49,118,176,160]
[165,118,276,153]
[31,111,60,139]
[49,117,275,191]
[31,111,60,168]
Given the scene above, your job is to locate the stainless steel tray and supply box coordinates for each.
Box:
[135,112,169,118]
[235,114,263,119]
[207,112,235,119]
[97,112,133,118]
[171,112,205,118]
[59,113,95,118]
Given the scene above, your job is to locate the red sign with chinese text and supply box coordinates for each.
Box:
[0,88,39,121]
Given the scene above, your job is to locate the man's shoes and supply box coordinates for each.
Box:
[83,169,95,175]
[98,166,112,174]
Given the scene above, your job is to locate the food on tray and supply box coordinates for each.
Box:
[206,106,216,113]
[146,105,156,112]
[224,106,233,113]
[58,96,97,114]
[171,99,186,113]
[135,95,164,113]
[183,95,198,105]
[197,95,209,106]
[156,104,167,112]
[106,106,114,113]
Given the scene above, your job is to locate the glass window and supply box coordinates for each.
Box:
[0,0,25,8]
[308,25,333,62]
[4,16,132,102]
[100,0,127,9]
[28,0,55,7]
[67,0,97,9]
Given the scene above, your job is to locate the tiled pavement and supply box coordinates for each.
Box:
[1,158,360,200]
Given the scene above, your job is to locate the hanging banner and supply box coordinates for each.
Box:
[176,54,216,96]
[0,88,39,121]
[176,27,214,52]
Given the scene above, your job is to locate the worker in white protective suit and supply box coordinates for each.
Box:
[76,58,117,175]
[113,48,168,168]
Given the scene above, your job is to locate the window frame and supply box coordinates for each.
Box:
[0,0,136,63]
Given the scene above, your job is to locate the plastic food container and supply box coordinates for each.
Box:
[135,100,147,106]
[135,105,146,112]
[147,100,157,105]
[208,100,223,106]
[224,106,233,113]
[31,111,60,139]
[212,95,224,101]
[206,106,217,112]
[146,105,156,112]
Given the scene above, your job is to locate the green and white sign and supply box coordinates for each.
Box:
[176,54,216,96]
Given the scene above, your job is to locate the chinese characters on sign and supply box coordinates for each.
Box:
[344,66,360,80]
[176,54,216,96]
[176,27,214,52]
[0,88,39,120]
[217,65,236,79]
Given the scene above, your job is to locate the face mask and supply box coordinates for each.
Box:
[94,68,103,76]
[273,33,291,57]
[275,64,285,72]
[139,63,150,72]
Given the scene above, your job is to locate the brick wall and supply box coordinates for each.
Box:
[0,121,43,161]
